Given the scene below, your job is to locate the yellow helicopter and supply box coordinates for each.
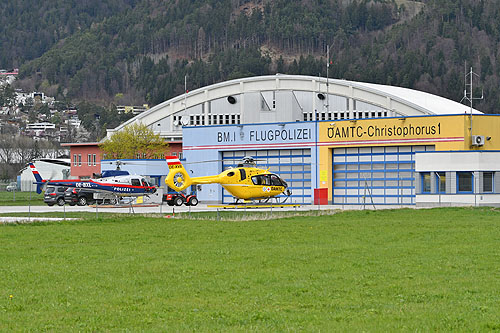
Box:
[165,156,292,203]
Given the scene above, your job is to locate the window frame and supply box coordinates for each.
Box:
[457,172,474,193]
[435,172,446,193]
[421,172,431,193]
[483,172,494,193]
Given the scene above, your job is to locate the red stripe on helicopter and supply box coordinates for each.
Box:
[29,165,40,175]
[89,180,149,189]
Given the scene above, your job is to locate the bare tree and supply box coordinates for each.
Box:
[0,134,15,164]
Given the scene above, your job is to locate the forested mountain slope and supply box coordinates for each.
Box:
[3,0,500,113]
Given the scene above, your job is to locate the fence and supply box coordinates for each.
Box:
[0,179,17,191]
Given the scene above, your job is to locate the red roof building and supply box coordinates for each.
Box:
[62,141,183,179]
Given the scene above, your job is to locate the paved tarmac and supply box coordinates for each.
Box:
[0,202,415,216]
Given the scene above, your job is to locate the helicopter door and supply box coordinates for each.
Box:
[270,174,283,186]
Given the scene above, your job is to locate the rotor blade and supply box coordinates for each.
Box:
[183,157,266,165]
[183,159,225,164]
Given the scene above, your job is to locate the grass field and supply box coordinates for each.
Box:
[1,207,499,331]
[0,191,44,206]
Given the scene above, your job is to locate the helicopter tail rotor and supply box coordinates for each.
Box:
[165,156,193,191]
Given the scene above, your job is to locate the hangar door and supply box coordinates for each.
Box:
[222,149,311,204]
[332,145,434,205]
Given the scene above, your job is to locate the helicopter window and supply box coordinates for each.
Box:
[251,175,270,186]
[270,174,283,186]
[227,171,235,177]
[131,179,141,186]
[239,168,246,181]
[141,179,149,187]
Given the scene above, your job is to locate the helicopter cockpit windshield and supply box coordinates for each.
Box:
[251,174,286,187]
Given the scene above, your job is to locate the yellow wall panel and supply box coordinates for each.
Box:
[317,114,500,201]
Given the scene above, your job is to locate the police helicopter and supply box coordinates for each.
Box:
[165,156,291,203]
[30,161,157,204]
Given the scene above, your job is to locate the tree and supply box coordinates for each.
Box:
[99,123,169,159]
[0,85,15,107]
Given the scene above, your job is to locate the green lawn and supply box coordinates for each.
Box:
[0,191,45,206]
[1,207,499,331]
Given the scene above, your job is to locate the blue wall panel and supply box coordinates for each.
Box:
[183,122,317,203]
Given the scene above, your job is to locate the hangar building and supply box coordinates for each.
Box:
[108,75,500,206]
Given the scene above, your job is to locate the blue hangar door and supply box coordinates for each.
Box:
[222,149,312,204]
[332,145,435,205]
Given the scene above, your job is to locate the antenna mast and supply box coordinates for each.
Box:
[184,75,187,113]
[326,45,330,115]
[461,66,483,137]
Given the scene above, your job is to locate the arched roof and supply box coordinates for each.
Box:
[109,74,481,136]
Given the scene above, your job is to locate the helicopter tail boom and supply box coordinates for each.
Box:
[29,163,45,194]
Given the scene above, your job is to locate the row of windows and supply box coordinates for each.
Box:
[421,172,494,194]
[73,154,97,167]
[173,114,241,126]
[303,110,390,121]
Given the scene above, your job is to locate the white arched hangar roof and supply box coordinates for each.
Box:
[107,75,481,140]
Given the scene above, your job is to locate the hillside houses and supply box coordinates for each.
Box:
[0,73,89,142]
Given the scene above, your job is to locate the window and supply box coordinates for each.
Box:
[239,168,246,181]
[421,172,431,193]
[78,154,81,166]
[73,154,77,166]
[88,154,91,166]
[252,175,271,186]
[131,179,141,186]
[93,154,96,166]
[270,174,283,186]
[457,172,473,193]
[483,172,493,193]
[436,172,446,193]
